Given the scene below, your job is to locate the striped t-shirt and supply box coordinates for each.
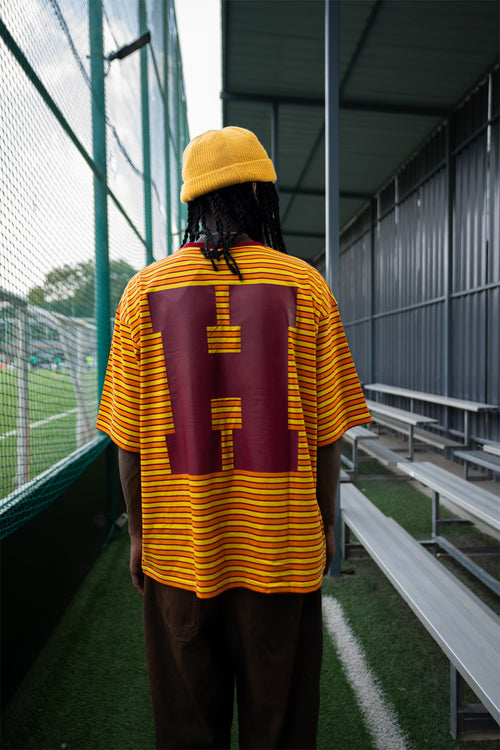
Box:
[96,241,370,597]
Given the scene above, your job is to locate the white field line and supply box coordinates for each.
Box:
[323,594,410,750]
[0,408,78,441]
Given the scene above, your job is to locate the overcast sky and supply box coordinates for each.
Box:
[0,2,223,297]
[174,0,223,139]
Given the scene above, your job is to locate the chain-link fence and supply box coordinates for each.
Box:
[0,0,189,537]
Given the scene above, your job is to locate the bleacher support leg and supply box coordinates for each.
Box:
[329,484,341,576]
[450,663,500,740]
[408,426,414,460]
[351,442,358,480]
[341,517,349,560]
[450,663,460,739]
[431,490,440,538]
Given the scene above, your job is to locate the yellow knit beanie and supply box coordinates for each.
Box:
[180,126,277,203]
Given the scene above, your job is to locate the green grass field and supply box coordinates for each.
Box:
[0,367,97,498]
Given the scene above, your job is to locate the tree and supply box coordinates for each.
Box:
[28,259,138,318]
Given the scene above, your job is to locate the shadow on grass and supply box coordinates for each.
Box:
[2,532,154,750]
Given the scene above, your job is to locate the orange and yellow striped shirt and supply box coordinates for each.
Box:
[97,242,370,597]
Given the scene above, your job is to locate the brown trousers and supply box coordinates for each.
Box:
[143,577,323,750]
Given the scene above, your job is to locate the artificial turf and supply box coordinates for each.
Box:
[2,459,499,750]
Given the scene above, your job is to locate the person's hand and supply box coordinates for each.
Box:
[130,537,145,596]
[324,523,335,574]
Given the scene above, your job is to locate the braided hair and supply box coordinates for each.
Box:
[182,182,287,280]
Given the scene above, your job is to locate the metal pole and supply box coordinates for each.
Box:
[369,198,376,381]
[444,118,454,399]
[272,100,279,195]
[139,0,154,265]
[444,117,454,440]
[182,107,189,227]
[325,0,341,577]
[163,0,173,255]
[89,0,110,399]
[175,40,183,246]
[15,304,29,487]
[325,0,340,298]
[90,0,116,538]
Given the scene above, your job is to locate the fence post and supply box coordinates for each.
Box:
[163,0,173,256]
[272,100,279,195]
[89,0,110,400]
[90,0,116,538]
[139,0,154,266]
[175,37,183,245]
[15,304,29,487]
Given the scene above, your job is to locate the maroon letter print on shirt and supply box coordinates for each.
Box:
[148,284,298,475]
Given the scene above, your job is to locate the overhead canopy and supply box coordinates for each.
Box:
[221,0,499,263]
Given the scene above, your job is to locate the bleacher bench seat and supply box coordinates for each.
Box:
[454,449,500,480]
[341,483,500,739]
[341,426,377,478]
[396,461,500,596]
[371,413,463,450]
[357,439,401,467]
[396,461,499,533]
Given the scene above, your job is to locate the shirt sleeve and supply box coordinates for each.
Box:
[96,297,141,452]
[316,281,371,445]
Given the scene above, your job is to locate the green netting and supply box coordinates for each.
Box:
[0,0,189,538]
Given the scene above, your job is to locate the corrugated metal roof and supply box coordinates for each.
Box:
[221,0,499,262]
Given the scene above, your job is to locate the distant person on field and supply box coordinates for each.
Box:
[97,126,370,749]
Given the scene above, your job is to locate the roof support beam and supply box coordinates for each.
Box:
[341,99,448,117]
[280,186,372,200]
[283,230,326,239]
[339,0,383,98]
[221,90,448,118]
[221,91,324,108]
[280,124,325,226]
[341,190,372,200]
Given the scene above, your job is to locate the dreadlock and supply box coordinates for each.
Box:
[182,182,287,280]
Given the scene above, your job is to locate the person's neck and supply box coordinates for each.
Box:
[200,213,254,245]
[198,229,252,244]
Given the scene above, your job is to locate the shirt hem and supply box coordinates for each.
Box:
[142,569,324,599]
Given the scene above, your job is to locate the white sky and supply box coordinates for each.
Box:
[0,1,223,298]
[173,0,223,139]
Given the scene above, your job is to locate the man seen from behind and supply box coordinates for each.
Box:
[97,126,371,749]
